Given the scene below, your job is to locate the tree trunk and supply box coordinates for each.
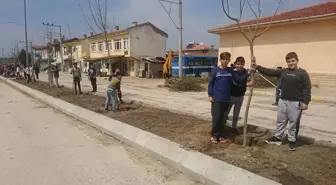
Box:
[105,33,111,76]
[243,43,255,147]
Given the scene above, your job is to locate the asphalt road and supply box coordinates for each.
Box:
[0,81,198,185]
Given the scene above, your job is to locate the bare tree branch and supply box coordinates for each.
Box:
[221,0,238,22]
[255,0,282,38]
[79,4,97,34]
[221,0,252,44]
[87,0,104,32]
[246,0,261,42]
[239,0,248,21]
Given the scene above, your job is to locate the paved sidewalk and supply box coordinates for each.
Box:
[38,73,336,143]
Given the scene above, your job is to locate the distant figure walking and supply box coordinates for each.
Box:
[30,65,36,82]
[88,64,97,93]
[70,63,82,95]
[34,64,40,80]
[53,66,60,87]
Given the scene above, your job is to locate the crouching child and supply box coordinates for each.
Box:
[208,52,247,144]
[105,74,122,112]
[253,52,311,151]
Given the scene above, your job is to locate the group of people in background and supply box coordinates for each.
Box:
[0,64,16,76]
[208,51,311,151]
[0,64,40,82]
[69,62,123,112]
[16,64,40,83]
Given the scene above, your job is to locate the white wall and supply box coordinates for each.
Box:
[128,24,167,58]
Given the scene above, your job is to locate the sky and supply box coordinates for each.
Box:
[0,0,326,56]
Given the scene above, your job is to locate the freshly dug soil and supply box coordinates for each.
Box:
[13,79,336,185]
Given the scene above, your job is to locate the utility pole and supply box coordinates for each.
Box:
[158,0,183,78]
[42,22,64,71]
[178,0,183,78]
[24,0,29,67]
[29,41,34,64]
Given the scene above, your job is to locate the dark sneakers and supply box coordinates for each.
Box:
[231,128,239,135]
[265,136,282,145]
[288,141,297,151]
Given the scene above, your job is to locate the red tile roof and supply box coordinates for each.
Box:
[209,1,336,33]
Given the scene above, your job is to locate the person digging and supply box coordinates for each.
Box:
[105,74,122,112]
[109,68,124,104]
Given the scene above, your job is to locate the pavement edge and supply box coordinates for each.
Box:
[0,77,281,185]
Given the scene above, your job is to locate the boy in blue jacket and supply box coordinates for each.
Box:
[208,52,248,144]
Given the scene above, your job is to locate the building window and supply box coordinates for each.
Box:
[114,39,121,50]
[73,47,77,52]
[90,43,96,52]
[98,41,104,52]
[106,40,112,51]
[123,38,129,50]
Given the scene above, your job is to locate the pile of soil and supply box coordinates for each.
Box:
[14,79,336,185]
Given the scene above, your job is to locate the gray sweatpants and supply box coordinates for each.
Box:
[224,96,244,128]
[275,99,302,142]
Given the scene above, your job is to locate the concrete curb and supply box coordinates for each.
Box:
[249,90,336,103]
[0,77,281,185]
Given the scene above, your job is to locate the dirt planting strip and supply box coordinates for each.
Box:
[10,79,336,185]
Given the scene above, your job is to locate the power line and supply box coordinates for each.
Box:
[157,0,178,28]
[158,0,183,78]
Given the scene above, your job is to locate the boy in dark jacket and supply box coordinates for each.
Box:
[208,52,247,144]
[223,57,254,134]
[252,52,311,151]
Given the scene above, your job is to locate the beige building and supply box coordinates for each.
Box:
[208,2,336,76]
[62,38,90,72]
[86,22,168,77]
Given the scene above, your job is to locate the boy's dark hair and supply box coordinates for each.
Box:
[234,56,245,64]
[285,52,298,61]
[220,52,231,60]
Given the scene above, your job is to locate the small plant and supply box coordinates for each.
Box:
[165,77,205,92]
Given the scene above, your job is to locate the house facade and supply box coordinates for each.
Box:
[86,22,168,77]
[32,42,60,69]
[208,2,336,75]
[62,38,90,72]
